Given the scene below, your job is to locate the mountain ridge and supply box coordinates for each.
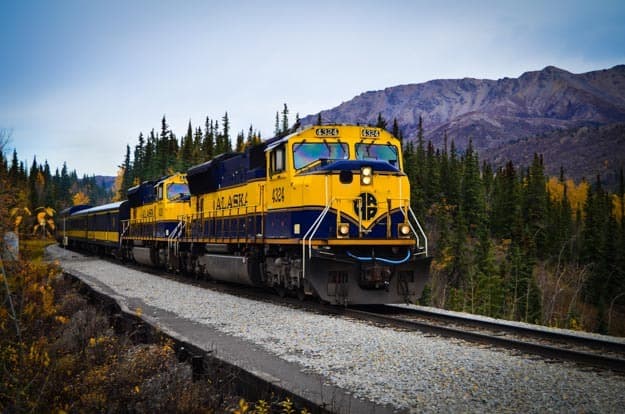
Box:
[300,64,625,183]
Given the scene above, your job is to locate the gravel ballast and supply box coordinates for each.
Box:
[49,246,625,413]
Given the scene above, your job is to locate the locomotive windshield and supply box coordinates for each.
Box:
[356,143,399,167]
[293,142,349,169]
[167,183,190,201]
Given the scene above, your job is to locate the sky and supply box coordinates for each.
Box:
[1,0,624,177]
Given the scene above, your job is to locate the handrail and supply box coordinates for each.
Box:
[404,203,428,256]
[119,220,129,248]
[301,201,333,279]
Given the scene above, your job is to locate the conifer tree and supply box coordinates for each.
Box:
[274,112,280,136]
[460,139,485,234]
[9,149,19,186]
[28,157,40,210]
[246,125,255,148]
[582,175,611,304]
[281,104,289,134]
[222,112,230,152]
[144,129,156,180]
[235,130,245,152]
[120,144,133,198]
[425,141,440,204]
[375,112,387,130]
[523,154,548,256]
[446,139,462,208]
[203,117,215,161]
[392,118,400,139]
[294,112,301,130]
[491,161,520,239]
[180,121,194,170]
[133,132,145,182]
[193,126,203,165]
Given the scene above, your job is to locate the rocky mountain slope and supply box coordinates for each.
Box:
[301,65,625,182]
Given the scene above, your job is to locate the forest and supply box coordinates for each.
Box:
[0,132,112,239]
[2,106,625,336]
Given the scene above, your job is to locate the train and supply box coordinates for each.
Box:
[58,124,431,305]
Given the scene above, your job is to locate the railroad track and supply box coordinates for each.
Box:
[98,254,625,374]
[327,304,625,374]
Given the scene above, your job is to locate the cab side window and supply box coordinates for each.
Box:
[156,184,163,201]
[270,146,285,175]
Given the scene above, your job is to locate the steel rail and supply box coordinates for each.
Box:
[328,306,625,374]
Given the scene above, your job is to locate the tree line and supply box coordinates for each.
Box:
[115,105,300,199]
[395,115,625,334]
[0,130,111,236]
[115,113,268,199]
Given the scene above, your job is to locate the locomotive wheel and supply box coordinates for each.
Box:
[296,287,306,301]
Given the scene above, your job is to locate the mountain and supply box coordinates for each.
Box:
[94,175,116,192]
[488,122,625,185]
[301,65,625,183]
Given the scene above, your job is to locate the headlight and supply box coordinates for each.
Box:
[337,223,350,238]
[361,166,373,185]
[398,223,411,238]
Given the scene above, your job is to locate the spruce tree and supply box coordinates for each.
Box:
[581,175,611,305]
[281,104,289,134]
[375,112,387,130]
[203,117,215,161]
[235,130,245,152]
[491,161,520,239]
[193,126,203,165]
[274,111,280,136]
[222,112,230,152]
[9,149,19,186]
[120,145,133,198]
[144,129,156,180]
[460,139,485,234]
[133,132,145,182]
[392,118,400,139]
[425,141,440,205]
[180,121,194,170]
[523,154,548,257]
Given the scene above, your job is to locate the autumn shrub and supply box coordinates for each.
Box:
[1,255,312,413]
[0,258,59,412]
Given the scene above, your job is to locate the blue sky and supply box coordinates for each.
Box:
[1,0,624,176]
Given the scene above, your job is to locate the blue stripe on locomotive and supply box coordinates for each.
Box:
[187,208,408,240]
[265,209,408,239]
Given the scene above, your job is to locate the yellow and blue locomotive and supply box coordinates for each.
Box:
[59,125,430,305]
[179,124,429,304]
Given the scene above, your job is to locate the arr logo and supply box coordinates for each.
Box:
[354,192,377,220]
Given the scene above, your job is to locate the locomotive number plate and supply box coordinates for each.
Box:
[360,128,380,138]
[315,127,339,137]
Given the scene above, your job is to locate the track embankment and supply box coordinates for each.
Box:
[48,245,625,414]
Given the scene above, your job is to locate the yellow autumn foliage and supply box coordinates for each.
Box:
[72,191,90,206]
[112,167,125,202]
[546,177,589,215]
